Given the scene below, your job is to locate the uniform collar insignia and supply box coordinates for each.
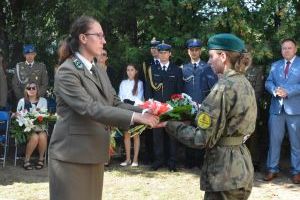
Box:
[72,57,84,70]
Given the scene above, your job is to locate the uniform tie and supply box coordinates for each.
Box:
[162,65,167,71]
[284,61,291,78]
[193,63,197,70]
[90,65,98,79]
[155,60,160,65]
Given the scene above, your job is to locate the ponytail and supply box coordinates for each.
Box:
[224,51,250,74]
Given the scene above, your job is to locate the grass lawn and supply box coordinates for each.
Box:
[1,160,300,200]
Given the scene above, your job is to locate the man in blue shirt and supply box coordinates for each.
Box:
[182,38,218,168]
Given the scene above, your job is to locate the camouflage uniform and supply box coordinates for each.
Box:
[166,69,257,199]
[12,62,48,100]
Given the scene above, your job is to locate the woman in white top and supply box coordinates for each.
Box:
[119,64,144,167]
[16,82,48,170]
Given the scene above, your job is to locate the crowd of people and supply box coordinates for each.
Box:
[0,15,299,200]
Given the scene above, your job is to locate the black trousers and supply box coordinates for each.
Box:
[185,147,205,167]
[153,127,177,165]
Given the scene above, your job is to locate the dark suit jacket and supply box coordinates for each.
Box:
[145,63,183,102]
[49,57,141,164]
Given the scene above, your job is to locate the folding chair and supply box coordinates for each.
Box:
[0,111,10,167]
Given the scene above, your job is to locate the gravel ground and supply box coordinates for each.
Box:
[0,159,299,200]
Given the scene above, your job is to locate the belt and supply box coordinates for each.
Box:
[217,136,244,146]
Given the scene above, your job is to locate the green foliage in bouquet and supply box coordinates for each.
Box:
[160,105,193,121]
[159,93,198,122]
[10,120,28,144]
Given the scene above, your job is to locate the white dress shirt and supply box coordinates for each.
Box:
[119,79,144,105]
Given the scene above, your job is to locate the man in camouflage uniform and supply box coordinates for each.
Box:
[12,44,48,100]
[156,34,257,199]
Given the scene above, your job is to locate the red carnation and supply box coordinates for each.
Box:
[171,94,183,101]
[37,115,43,123]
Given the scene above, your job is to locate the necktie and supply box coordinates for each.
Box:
[284,61,291,78]
[155,60,159,65]
[28,63,32,67]
[162,66,166,71]
[90,65,98,79]
[193,63,197,70]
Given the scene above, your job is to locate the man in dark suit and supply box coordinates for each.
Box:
[182,38,218,168]
[140,37,160,164]
[145,42,183,171]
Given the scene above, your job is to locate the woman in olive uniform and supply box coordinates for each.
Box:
[155,33,257,200]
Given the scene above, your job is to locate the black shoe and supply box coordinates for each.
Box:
[253,164,260,172]
[168,162,177,172]
[185,162,195,169]
[151,162,163,171]
[168,166,178,172]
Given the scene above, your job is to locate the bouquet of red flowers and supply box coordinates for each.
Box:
[160,93,199,121]
[128,94,198,136]
[128,99,172,136]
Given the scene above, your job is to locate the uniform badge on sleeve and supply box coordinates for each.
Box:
[197,112,211,129]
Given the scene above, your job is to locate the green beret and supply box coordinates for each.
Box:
[208,33,245,53]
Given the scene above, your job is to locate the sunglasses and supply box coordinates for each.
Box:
[26,86,36,91]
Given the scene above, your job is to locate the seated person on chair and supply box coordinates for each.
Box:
[17,82,48,170]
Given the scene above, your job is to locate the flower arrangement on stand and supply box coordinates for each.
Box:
[11,108,57,144]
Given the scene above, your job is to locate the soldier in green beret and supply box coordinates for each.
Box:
[12,44,49,100]
[155,33,257,199]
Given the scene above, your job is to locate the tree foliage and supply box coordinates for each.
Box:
[0,0,299,82]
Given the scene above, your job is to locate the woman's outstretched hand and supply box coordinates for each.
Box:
[133,113,159,128]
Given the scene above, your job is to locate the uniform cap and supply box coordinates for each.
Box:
[23,44,36,54]
[157,41,172,51]
[208,33,245,53]
[150,37,160,48]
[186,38,202,48]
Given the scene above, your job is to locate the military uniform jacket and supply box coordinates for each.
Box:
[141,58,158,100]
[182,61,218,103]
[166,69,257,191]
[12,62,49,99]
[49,57,141,164]
[245,65,265,102]
[0,64,7,107]
[145,63,183,102]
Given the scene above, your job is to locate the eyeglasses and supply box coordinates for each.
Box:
[26,86,36,91]
[84,32,105,40]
